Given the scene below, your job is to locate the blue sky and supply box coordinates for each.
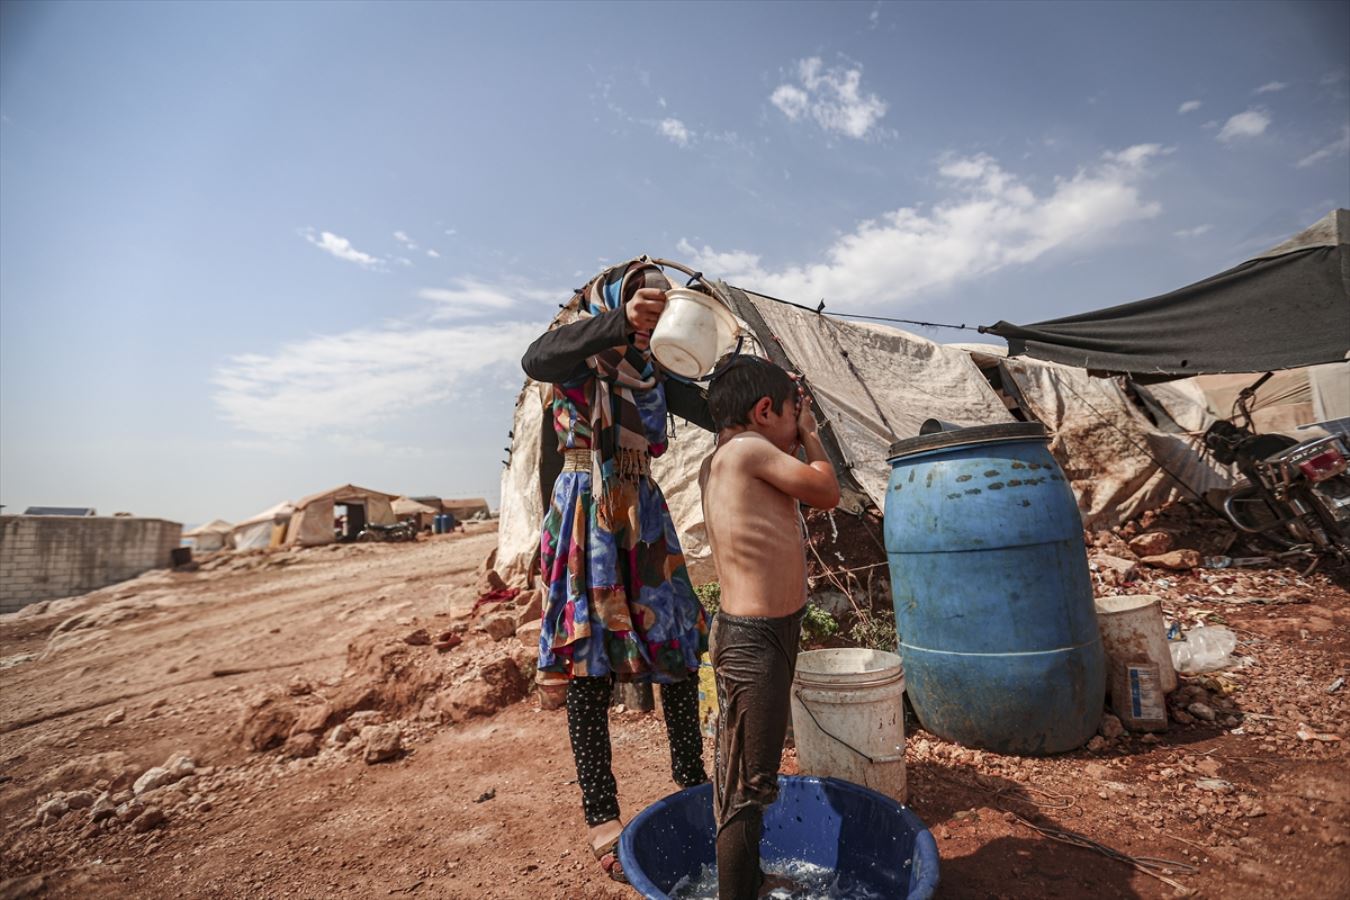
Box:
[1,0,1347,526]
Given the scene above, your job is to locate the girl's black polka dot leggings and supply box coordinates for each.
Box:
[565,674,706,827]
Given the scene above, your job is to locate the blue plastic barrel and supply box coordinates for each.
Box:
[433,514,446,534]
[618,776,939,899]
[884,422,1104,755]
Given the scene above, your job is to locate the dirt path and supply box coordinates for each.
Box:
[2,524,1347,899]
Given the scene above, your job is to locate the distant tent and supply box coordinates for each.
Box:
[985,209,1350,379]
[392,496,438,531]
[495,259,1225,587]
[285,484,398,547]
[441,497,491,520]
[183,519,233,553]
[229,502,295,551]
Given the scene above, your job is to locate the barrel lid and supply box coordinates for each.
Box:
[887,422,1048,460]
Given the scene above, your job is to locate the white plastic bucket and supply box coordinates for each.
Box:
[789,648,907,803]
[650,287,739,378]
[1094,595,1178,694]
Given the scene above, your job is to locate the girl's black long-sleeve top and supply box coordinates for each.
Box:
[521,308,715,432]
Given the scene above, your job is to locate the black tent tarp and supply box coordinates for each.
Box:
[984,209,1350,381]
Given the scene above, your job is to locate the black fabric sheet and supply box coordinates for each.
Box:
[986,211,1350,381]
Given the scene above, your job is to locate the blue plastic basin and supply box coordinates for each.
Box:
[618,775,939,899]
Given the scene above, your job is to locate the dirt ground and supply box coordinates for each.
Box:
[1,520,1347,899]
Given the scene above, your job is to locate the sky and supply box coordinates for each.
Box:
[1,0,1347,526]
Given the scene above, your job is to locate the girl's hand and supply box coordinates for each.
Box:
[626,288,666,334]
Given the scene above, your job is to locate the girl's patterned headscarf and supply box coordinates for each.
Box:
[578,257,672,529]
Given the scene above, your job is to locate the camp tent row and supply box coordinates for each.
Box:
[221,486,483,551]
[495,271,1234,589]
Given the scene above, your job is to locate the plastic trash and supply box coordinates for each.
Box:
[1168,625,1238,675]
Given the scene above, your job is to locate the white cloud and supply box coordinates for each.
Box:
[1177,100,1202,114]
[676,145,1163,309]
[426,249,441,258]
[417,277,561,320]
[302,229,380,268]
[213,320,543,437]
[659,118,690,147]
[868,2,881,29]
[445,229,458,237]
[393,230,419,250]
[770,57,888,140]
[1254,81,1288,94]
[1174,224,1213,239]
[1217,109,1271,142]
[1297,124,1350,168]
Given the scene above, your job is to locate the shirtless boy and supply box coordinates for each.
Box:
[698,356,840,899]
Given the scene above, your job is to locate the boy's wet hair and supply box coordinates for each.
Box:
[707,354,795,431]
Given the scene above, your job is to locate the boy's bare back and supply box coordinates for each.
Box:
[699,386,840,618]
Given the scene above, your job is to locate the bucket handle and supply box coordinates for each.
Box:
[793,689,902,766]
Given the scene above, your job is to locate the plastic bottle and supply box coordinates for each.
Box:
[1168,625,1237,675]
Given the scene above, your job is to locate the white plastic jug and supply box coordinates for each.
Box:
[1094,594,1178,693]
[650,287,740,378]
[789,648,907,803]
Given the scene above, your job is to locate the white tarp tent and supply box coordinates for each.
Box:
[229,502,295,551]
[285,484,398,547]
[183,519,233,553]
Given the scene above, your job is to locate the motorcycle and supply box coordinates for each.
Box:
[1203,372,1350,562]
[356,521,418,543]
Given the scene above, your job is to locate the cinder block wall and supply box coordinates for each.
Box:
[0,516,183,614]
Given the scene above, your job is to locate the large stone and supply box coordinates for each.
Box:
[131,806,167,833]
[290,703,333,736]
[346,710,384,730]
[282,732,321,759]
[89,793,117,823]
[133,767,178,796]
[236,691,299,753]
[361,724,403,764]
[1093,554,1138,583]
[1128,531,1174,557]
[35,795,69,826]
[481,612,518,642]
[513,590,543,629]
[163,753,196,779]
[326,722,357,748]
[1142,549,1202,571]
[1099,714,1125,741]
[515,620,542,649]
[476,568,508,596]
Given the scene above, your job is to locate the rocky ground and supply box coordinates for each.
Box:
[1,514,1347,899]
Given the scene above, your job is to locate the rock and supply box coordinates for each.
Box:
[346,710,384,730]
[361,724,403,764]
[1092,554,1138,582]
[481,611,518,642]
[326,722,357,747]
[64,789,96,810]
[1128,531,1174,557]
[537,683,567,711]
[282,732,321,759]
[1086,736,1109,752]
[1142,549,1202,571]
[515,620,543,648]
[1172,709,1197,725]
[290,702,334,736]
[164,753,196,778]
[477,568,508,596]
[286,675,315,696]
[403,628,432,646]
[236,690,299,753]
[513,590,544,629]
[131,806,166,833]
[434,633,463,653]
[89,793,117,823]
[116,798,145,823]
[103,708,126,727]
[35,795,70,825]
[133,767,178,796]
[1188,702,1217,722]
[1099,714,1125,741]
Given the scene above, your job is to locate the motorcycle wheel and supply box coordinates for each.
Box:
[357,531,380,543]
[1225,481,1300,551]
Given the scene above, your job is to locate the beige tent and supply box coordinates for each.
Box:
[496,266,1227,588]
[229,501,295,551]
[392,496,439,531]
[442,497,491,520]
[183,519,233,553]
[285,484,397,547]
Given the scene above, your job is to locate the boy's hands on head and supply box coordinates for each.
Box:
[795,383,818,440]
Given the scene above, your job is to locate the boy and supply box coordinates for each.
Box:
[698,356,840,899]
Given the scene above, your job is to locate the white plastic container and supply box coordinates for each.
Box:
[649,287,740,378]
[1094,595,1178,694]
[789,648,907,803]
